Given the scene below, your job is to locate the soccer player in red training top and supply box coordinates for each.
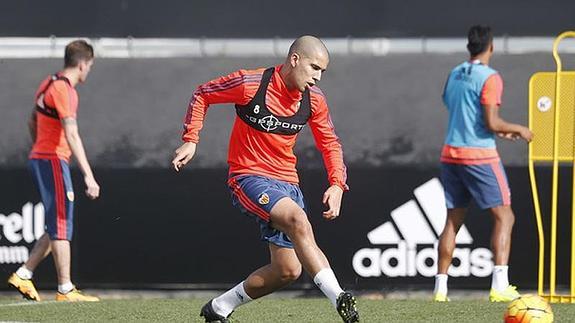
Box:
[433,26,533,303]
[7,40,100,302]
[172,36,359,323]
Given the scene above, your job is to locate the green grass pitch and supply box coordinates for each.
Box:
[1,297,575,322]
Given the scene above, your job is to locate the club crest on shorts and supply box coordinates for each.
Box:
[67,191,75,201]
[258,193,270,205]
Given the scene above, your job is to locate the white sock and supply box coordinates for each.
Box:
[491,265,509,291]
[58,282,75,294]
[212,281,252,317]
[16,266,33,280]
[313,268,344,307]
[434,274,448,295]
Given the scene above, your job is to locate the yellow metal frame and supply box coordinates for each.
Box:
[529,30,575,303]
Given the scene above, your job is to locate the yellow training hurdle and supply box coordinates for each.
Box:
[529,30,575,303]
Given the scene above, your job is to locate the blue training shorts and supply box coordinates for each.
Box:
[28,158,75,240]
[440,161,511,210]
[228,174,306,248]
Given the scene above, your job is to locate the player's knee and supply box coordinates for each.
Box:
[492,206,515,226]
[507,212,515,226]
[279,264,302,283]
[285,210,312,237]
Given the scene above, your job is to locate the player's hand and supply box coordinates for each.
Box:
[519,127,534,142]
[497,132,519,141]
[172,142,197,172]
[84,175,100,200]
[322,185,344,220]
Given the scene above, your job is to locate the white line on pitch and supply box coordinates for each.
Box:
[0,300,59,307]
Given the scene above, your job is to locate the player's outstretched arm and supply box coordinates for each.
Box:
[172,142,197,172]
[322,185,344,220]
[484,104,533,142]
[62,117,100,199]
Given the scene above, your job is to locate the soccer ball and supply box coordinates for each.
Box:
[504,294,554,323]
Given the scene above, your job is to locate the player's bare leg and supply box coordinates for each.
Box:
[243,244,302,298]
[51,240,72,285]
[7,233,51,301]
[51,240,99,302]
[437,208,467,274]
[24,233,52,270]
[269,198,329,275]
[434,207,466,301]
[269,197,358,322]
[204,245,302,321]
[488,205,519,301]
[490,205,514,265]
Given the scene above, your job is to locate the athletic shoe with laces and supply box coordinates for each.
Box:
[56,288,100,302]
[7,273,41,301]
[336,291,359,322]
[489,285,520,302]
[432,292,450,302]
[200,300,231,323]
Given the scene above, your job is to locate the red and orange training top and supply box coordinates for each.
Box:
[30,74,78,162]
[182,65,348,190]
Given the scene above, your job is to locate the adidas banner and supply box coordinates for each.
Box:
[0,167,568,290]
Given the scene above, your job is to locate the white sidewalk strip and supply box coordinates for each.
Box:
[1,36,574,58]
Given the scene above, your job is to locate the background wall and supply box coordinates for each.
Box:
[2,54,574,169]
[1,0,574,38]
[1,0,574,291]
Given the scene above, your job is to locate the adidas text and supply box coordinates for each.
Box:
[353,242,493,277]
